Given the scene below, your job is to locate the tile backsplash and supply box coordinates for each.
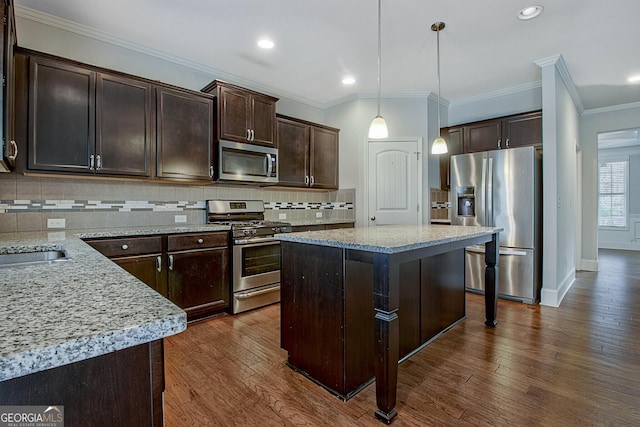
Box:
[0,174,355,233]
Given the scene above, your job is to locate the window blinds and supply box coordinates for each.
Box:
[598,159,628,228]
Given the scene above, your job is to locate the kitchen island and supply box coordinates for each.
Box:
[276,224,501,423]
[0,225,226,426]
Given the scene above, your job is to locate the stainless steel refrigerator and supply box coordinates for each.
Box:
[450,145,542,303]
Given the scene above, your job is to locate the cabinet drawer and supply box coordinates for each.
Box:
[87,236,163,257]
[167,232,228,252]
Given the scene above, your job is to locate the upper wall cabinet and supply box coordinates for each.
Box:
[0,0,16,172]
[455,110,542,154]
[156,87,214,181]
[202,80,278,147]
[276,115,339,189]
[22,54,153,177]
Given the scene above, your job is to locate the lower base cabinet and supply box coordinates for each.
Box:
[0,340,165,427]
[86,231,229,321]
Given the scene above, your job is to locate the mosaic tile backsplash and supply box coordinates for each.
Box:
[0,174,355,233]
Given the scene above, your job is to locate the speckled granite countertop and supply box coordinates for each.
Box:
[286,219,355,227]
[0,224,230,382]
[275,224,502,254]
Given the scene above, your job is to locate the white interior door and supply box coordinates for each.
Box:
[367,139,421,226]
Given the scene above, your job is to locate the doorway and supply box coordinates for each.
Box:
[365,138,422,226]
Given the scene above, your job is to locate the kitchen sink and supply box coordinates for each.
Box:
[0,249,71,268]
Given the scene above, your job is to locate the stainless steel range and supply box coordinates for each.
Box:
[206,200,291,314]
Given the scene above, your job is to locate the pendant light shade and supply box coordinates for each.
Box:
[369,0,388,139]
[431,21,448,155]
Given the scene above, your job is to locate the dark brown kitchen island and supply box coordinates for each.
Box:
[276,225,501,423]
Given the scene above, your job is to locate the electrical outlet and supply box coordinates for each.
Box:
[278,213,287,220]
[316,211,323,218]
[174,214,187,223]
[47,218,66,229]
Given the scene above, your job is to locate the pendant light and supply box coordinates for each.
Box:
[368,0,388,139]
[431,21,448,154]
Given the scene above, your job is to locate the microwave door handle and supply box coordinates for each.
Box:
[266,154,273,177]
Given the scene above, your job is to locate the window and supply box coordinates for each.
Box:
[598,158,628,228]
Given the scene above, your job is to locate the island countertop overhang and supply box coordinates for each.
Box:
[275,224,503,254]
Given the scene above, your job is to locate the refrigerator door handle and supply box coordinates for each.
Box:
[467,245,527,257]
[481,157,487,225]
[486,157,494,227]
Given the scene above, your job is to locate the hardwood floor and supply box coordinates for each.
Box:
[163,249,640,426]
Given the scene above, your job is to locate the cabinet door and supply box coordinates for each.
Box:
[167,247,229,321]
[439,127,463,191]
[503,111,542,149]
[1,0,16,171]
[276,117,309,187]
[250,93,276,146]
[28,57,95,173]
[156,87,213,181]
[310,126,339,189]
[96,73,153,176]
[464,120,501,153]
[114,255,167,297]
[218,85,250,143]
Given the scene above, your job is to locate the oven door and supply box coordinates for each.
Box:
[232,239,281,292]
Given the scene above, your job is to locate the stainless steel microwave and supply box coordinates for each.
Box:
[216,140,278,184]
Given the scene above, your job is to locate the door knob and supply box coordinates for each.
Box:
[370,216,376,221]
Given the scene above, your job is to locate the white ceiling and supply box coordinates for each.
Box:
[13,0,640,110]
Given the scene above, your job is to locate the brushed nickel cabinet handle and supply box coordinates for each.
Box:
[497,139,501,149]
[168,254,174,271]
[156,255,162,272]
[8,140,17,161]
[96,154,102,170]
[89,154,95,170]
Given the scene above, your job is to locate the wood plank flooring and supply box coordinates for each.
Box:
[163,249,640,426]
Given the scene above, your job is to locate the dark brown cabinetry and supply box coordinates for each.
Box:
[439,110,541,190]
[86,231,229,321]
[87,236,166,297]
[202,80,278,146]
[25,55,153,176]
[166,232,229,321]
[290,222,354,232]
[0,0,16,172]
[156,87,214,181]
[0,340,165,427]
[276,115,339,189]
[438,126,463,191]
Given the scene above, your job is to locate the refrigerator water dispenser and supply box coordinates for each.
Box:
[456,186,475,217]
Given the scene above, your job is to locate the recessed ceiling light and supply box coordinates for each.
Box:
[342,76,356,85]
[628,75,640,83]
[517,5,544,20]
[257,39,274,49]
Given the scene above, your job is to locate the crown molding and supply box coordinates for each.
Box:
[14,5,327,109]
[583,101,640,116]
[448,81,542,109]
[535,54,585,113]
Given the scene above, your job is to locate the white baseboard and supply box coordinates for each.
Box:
[579,258,598,271]
[598,242,640,251]
[540,268,575,308]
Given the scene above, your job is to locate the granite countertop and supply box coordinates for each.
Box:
[286,219,355,227]
[275,224,502,254]
[0,224,230,382]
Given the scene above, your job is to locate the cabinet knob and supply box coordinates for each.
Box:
[197,238,204,244]
[121,244,129,250]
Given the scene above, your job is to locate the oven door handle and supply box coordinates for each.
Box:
[234,237,278,246]
[236,285,280,300]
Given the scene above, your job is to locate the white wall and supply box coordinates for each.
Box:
[447,83,542,126]
[325,96,435,226]
[537,57,580,307]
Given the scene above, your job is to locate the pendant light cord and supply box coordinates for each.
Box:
[436,25,441,137]
[376,0,382,117]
